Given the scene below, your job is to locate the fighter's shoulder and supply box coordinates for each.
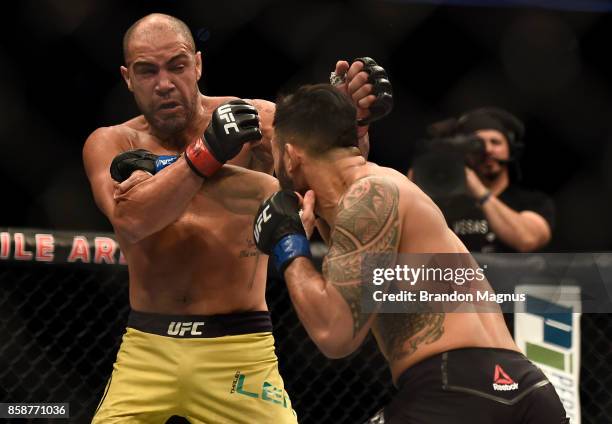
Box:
[204,95,239,108]
[365,164,423,197]
[84,120,142,152]
[348,164,406,194]
[339,174,400,216]
[351,165,442,217]
[83,129,122,166]
[398,173,447,227]
[244,99,275,114]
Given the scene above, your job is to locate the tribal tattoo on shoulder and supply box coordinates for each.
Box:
[323,177,400,336]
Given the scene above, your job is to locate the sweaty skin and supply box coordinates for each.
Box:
[84,95,278,314]
[280,150,519,384]
[83,14,375,315]
[84,15,375,317]
[81,13,284,315]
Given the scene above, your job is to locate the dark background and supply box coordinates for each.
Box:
[1,2,611,422]
[1,0,612,251]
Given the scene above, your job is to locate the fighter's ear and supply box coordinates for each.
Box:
[195,51,202,81]
[120,66,133,92]
[284,143,302,172]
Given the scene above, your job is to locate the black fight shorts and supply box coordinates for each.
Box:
[366,348,569,424]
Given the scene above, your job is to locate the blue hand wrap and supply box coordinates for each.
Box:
[155,155,179,173]
[273,234,312,273]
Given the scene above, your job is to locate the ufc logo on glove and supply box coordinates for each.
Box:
[252,190,312,273]
[218,104,239,134]
[253,205,271,243]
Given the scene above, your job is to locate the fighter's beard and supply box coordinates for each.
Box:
[277,165,295,191]
[144,95,198,141]
[153,117,188,137]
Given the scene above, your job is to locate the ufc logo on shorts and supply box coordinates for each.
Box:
[253,205,271,243]
[167,321,205,336]
[218,104,239,135]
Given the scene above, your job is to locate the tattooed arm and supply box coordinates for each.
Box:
[283,176,400,358]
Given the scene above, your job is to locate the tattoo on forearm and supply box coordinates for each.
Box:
[323,177,400,336]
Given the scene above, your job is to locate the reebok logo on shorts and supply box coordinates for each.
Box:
[167,321,205,336]
[492,364,518,391]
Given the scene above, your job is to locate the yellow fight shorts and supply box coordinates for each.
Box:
[92,310,297,424]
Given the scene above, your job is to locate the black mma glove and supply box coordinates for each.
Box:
[185,99,262,178]
[253,190,312,273]
[352,57,393,126]
[110,149,179,182]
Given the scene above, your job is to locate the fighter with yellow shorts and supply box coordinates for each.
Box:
[83,12,377,423]
[93,311,296,423]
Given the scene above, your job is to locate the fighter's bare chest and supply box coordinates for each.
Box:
[126,126,262,256]
[136,192,258,267]
[145,201,254,265]
[177,190,253,234]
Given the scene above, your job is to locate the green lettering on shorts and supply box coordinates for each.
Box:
[236,374,259,398]
[231,373,289,408]
[262,381,284,405]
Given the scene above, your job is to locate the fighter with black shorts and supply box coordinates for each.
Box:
[252,81,570,423]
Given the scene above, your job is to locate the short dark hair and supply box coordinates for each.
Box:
[123,13,195,64]
[273,84,358,156]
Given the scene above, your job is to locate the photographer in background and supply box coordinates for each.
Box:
[411,107,555,253]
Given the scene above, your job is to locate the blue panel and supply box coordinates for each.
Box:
[544,320,572,349]
[525,295,572,326]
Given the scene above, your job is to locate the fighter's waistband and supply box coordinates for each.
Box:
[127,310,273,338]
[396,347,538,390]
